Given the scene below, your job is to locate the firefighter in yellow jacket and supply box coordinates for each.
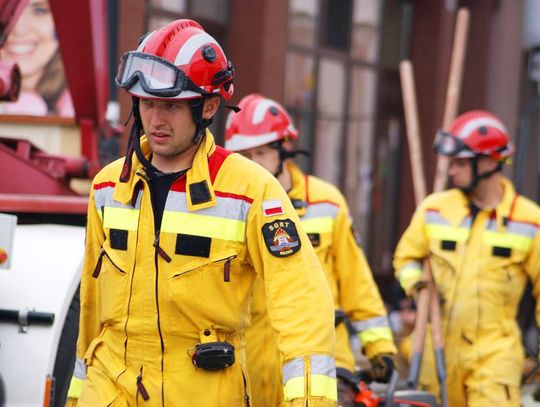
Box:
[394,110,540,406]
[225,94,397,407]
[67,20,338,406]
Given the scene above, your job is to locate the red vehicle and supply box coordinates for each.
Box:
[0,0,114,405]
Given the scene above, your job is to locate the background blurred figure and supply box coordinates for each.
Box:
[0,0,73,116]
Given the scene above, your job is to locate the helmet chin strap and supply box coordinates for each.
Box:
[269,141,309,178]
[189,97,213,144]
[459,157,502,194]
[120,96,214,181]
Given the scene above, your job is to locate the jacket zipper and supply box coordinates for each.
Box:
[241,369,250,407]
[153,232,172,262]
[172,255,238,279]
[136,367,150,401]
[92,247,126,278]
[154,232,166,405]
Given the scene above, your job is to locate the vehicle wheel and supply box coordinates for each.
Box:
[52,286,80,407]
[0,372,5,406]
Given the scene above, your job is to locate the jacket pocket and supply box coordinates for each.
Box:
[94,247,129,324]
[167,250,243,328]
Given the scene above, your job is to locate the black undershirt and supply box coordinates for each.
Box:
[147,169,187,232]
[469,202,481,224]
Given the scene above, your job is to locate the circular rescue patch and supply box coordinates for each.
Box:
[262,218,302,257]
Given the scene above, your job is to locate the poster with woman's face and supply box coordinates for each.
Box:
[0,0,74,117]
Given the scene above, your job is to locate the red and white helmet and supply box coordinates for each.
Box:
[434,110,514,160]
[116,19,234,100]
[224,94,298,152]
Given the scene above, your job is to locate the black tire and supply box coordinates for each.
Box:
[0,373,5,406]
[52,286,80,407]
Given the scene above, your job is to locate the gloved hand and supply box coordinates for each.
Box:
[369,354,394,383]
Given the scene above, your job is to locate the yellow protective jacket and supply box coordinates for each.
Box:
[394,177,540,391]
[246,162,395,406]
[70,132,337,406]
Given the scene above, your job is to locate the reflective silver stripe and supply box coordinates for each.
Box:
[303,202,339,220]
[310,355,336,378]
[74,357,86,380]
[506,220,539,238]
[165,191,251,221]
[459,215,472,228]
[283,357,305,384]
[352,316,390,333]
[401,260,422,271]
[425,210,449,225]
[94,187,142,211]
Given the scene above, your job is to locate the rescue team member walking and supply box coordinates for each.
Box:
[394,110,540,406]
[67,20,338,406]
[225,94,397,407]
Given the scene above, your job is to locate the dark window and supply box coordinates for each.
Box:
[323,0,353,50]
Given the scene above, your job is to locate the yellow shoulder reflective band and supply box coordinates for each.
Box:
[426,224,469,242]
[103,207,140,231]
[300,202,339,234]
[483,219,538,251]
[425,209,470,242]
[161,191,251,242]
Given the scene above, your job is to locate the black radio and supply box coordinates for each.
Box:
[191,341,235,371]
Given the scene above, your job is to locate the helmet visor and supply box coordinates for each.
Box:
[116,51,205,97]
[433,130,474,157]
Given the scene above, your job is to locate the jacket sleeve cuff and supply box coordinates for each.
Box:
[282,354,338,404]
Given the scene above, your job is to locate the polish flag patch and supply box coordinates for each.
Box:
[262,199,284,217]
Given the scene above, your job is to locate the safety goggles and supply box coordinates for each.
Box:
[116,51,206,98]
[433,130,474,157]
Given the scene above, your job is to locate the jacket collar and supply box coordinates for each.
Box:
[113,130,217,211]
[440,177,517,229]
[286,161,308,216]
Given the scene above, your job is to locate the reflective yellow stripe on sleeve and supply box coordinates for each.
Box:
[353,316,394,345]
[67,376,84,399]
[283,355,337,402]
[358,326,394,345]
[398,261,423,293]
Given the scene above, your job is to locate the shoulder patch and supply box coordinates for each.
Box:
[262,218,301,257]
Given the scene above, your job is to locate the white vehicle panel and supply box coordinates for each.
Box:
[0,224,84,406]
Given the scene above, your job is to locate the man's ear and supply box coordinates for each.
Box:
[202,96,221,120]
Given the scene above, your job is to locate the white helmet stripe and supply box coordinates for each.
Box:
[174,32,223,66]
[137,30,156,52]
[456,117,507,139]
[225,132,279,152]
[253,99,280,124]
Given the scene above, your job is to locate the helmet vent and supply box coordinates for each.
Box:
[479,126,488,135]
[269,106,279,116]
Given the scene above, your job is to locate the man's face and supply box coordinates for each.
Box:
[447,155,498,189]
[139,98,197,160]
[448,157,472,189]
[238,144,280,175]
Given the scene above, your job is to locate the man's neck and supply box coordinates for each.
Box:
[277,162,292,192]
[468,174,504,209]
[151,143,199,173]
